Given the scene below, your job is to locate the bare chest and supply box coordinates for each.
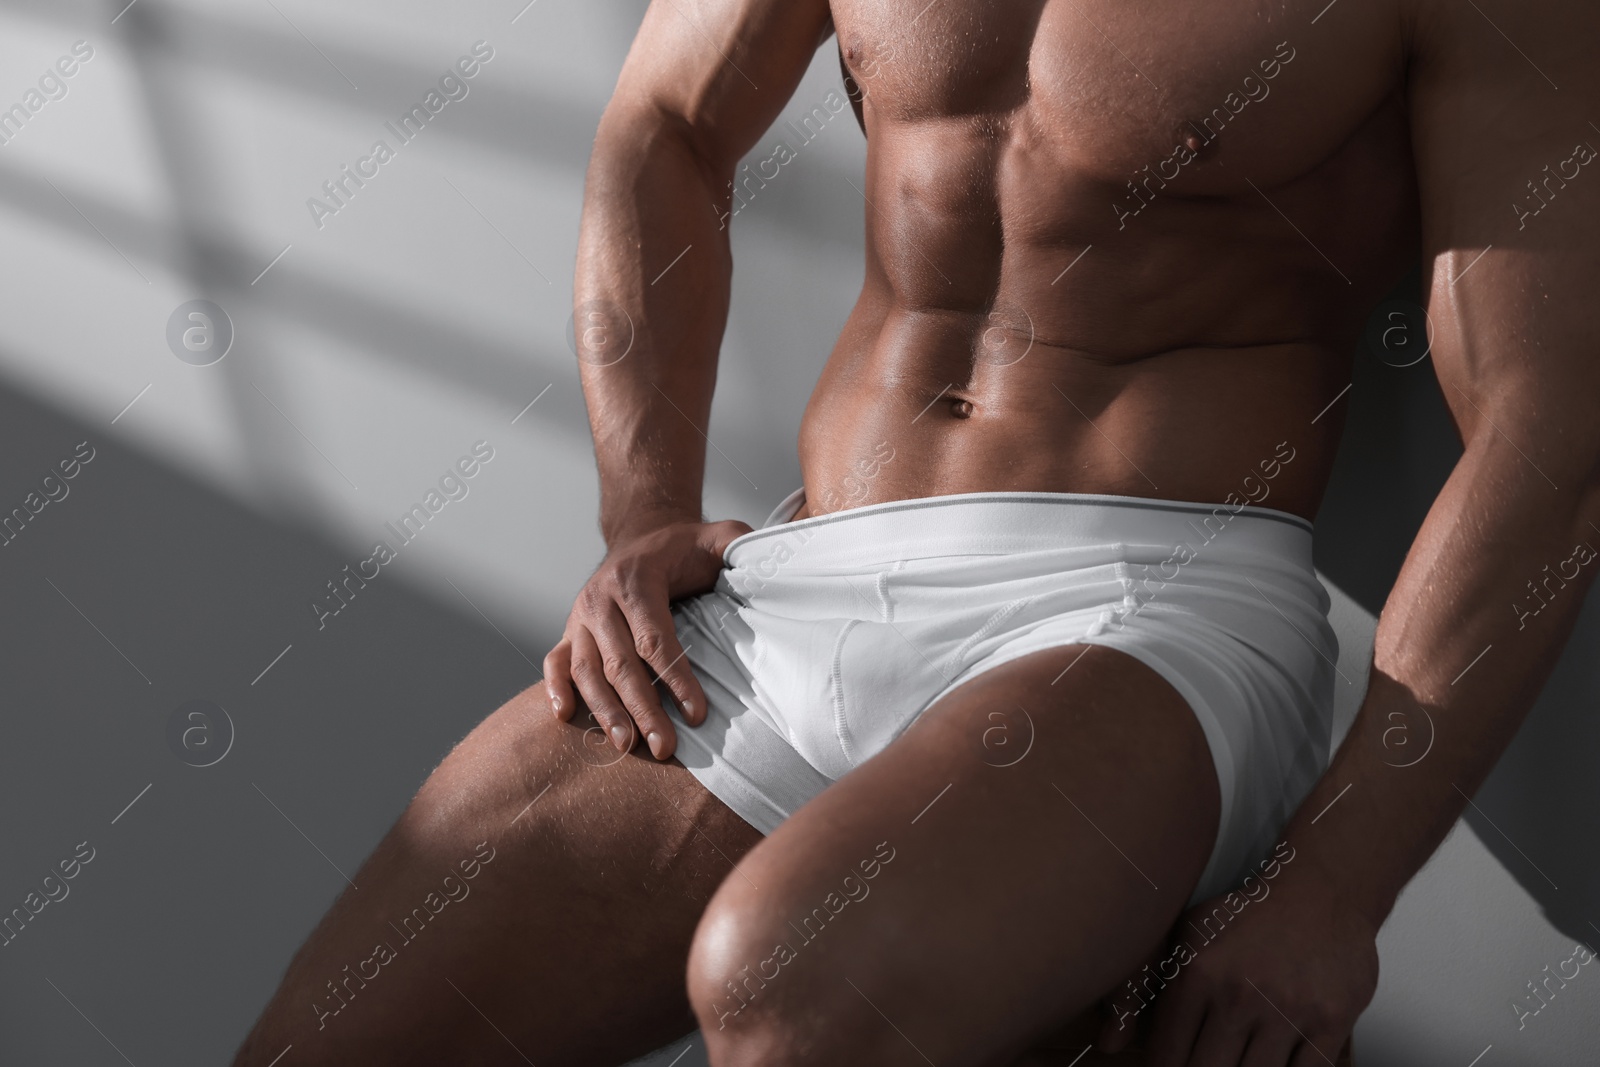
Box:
[830,0,1407,194]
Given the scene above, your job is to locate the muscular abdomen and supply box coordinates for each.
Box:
[797,0,1420,523]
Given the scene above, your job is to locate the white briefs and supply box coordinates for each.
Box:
[663,489,1338,906]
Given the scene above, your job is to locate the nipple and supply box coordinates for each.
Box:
[1184,132,1204,152]
[951,398,974,419]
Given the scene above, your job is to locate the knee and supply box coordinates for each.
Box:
[687,893,783,1060]
[687,880,902,1066]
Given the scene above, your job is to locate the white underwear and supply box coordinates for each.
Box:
[664,489,1338,906]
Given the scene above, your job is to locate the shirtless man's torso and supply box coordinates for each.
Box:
[233,2,1600,1065]
[805,1,1412,524]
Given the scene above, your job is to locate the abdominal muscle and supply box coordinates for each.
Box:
[793,227,1362,526]
[794,327,1344,526]
[785,79,1419,527]
[791,0,1424,528]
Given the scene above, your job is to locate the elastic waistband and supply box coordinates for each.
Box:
[725,489,1314,571]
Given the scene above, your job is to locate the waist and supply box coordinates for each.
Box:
[798,333,1348,523]
[725,489,1315,574]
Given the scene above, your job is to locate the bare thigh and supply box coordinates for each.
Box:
[688,644,1223,1067]
[231,684,763,1067]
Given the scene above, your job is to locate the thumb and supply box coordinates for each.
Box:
[700,519,755,560]
[665,519,755,598]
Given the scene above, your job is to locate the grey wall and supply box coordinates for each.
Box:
[0,2,1593,1065]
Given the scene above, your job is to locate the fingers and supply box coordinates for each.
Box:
[1145,983,1206,1067]
[586,604,681,759]
[618,585,706,727]
[1162,999,1345,1067]
[1240,1026,1300,1067]
[543,640,576,720]
[1287,1034,1346,1067]
[1183,1009,1251,1067]
[550,522,732,758]
[567,626,638,754]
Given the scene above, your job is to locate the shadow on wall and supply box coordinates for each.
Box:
[0,379,550,1067]
[0,0,844,508]
[1314,267,1600,950]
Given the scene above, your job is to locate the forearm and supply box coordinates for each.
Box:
[1282,430,1600,924]
[575,105,734,547]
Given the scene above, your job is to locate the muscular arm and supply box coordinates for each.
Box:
[548,1,832,760]
[575,0,832,545]
[1134,6,1600,1063]
[1278,0,1600,928]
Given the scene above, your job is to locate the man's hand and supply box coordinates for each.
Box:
[543,519,751,760]
[1098,872,1378,1067]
